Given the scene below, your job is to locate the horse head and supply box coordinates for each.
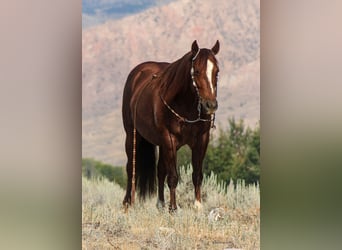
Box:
[190,40,220,115]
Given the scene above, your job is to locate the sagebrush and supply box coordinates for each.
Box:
[82,165,259,249]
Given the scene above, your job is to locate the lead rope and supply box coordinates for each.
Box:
[131,127,136,205]
[130,74,158,205]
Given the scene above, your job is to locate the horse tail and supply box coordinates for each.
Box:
[136,136,156,200]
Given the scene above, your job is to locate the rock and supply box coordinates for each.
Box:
[208,207,225,222]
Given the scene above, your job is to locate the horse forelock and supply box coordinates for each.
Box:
[193,49,218,69]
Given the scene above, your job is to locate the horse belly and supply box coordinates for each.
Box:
[134,92,162,146]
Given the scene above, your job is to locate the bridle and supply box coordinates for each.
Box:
[160,49,216,128]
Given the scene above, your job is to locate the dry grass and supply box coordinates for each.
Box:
[82,165,259,249]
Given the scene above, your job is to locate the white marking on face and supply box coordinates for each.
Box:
[206,59,215,94]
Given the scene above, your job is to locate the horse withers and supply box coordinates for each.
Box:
[122,40,220,212]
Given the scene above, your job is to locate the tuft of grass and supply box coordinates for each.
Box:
[82,165,260,249]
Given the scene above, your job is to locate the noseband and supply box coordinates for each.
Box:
[160,49,216,128]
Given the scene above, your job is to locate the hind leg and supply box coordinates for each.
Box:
[123,130,134,207]
[123,127,142,207]
[156,147,166,209]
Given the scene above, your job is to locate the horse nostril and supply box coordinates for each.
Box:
[205,100,218,110]
[212,100,218,109]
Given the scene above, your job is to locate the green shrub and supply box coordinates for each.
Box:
[177,118,260,185]
[82,158,127,188]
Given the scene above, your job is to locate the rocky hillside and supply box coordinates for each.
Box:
[82,0,259,166]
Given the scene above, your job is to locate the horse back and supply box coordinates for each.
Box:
[122,61,169,129]
[124,61,169,91]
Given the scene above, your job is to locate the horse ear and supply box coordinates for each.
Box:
[211,40,220,55]
[191,40,199,56]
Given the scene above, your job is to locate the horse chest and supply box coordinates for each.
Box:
[173,122,209,145]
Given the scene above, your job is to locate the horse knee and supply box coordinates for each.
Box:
[192,171,203,185]
[167,175,178,188]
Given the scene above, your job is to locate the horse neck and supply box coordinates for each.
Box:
[161,54,192,99]
[160,54,198,113]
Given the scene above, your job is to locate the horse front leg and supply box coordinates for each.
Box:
[191,132,210,210]
[160,135,178,212]
[167,173,178,212]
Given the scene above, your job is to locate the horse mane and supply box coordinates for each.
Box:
[159,52,192,97]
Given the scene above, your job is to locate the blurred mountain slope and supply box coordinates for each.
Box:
[82,0,259,165]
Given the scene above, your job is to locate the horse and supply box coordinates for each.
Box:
[122,40,220,212]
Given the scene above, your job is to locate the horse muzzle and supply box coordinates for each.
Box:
[201,99,218,115]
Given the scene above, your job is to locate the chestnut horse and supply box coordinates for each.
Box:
[122,40,220,212]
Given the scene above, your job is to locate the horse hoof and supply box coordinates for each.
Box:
[123,198,131,213]
[193,200,203,211]
[169,205,181,214]
[168,205,178,214]
[156,199,165,210]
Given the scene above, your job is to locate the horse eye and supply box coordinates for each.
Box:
[194,70,200,76]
